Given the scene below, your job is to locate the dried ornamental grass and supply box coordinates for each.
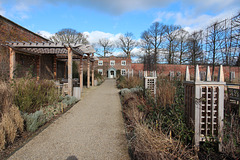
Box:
[0,81,13,113]
[1,113,17,144]
[0,124,5,150]
[156,79,176,107]
[132,123,197,160]
[9,105,24,132]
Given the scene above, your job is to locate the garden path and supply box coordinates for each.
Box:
[8,79,129,160]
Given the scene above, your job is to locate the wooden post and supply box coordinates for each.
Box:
[64,61,67,79]
[218,65,224,152]
[36,56,41,80]
[9,47,16,79]
[92,61,94,86]
[184,65,225,152]
[67,47,73,96]
[79,56,83,92]
[53,55,57,80]
[87,54,90,88]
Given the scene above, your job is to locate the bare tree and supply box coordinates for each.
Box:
[206,21,224,80]
[165,24,181,64]
[177,29,189,64]
[186,31,203,66]
[50,28,89,44]
[98,38,114,57]
[118,32,138,57]
[140,31,154,71]
[231,12,240,66]
[141,22,167,70]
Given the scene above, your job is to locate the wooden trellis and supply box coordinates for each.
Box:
[144,71,157,96]
[184,65,225,151]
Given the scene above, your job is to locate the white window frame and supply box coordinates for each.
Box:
[121,69,126,75]
[98,60,103,66]
[121,60,126,66]
[110,60,115,66]
[98,69,103,75]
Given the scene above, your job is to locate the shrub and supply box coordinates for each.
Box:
[12,78,59,113]
[61,95,78,106]
[9,105,24,133]
[223,113,240,158]
[117,76,143,89]
[156,79,176,107]
[0,81,13,113]
[121,92,196,159]
[0,124,5,150]
[0,81,24,150]
[23,110,46,132]
[42,103,68,121]
[1,113,17,144]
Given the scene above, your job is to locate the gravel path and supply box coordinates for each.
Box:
[8,79,130,160]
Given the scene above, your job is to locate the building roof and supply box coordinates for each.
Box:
[5,42,96,60]
[0,15,49,42]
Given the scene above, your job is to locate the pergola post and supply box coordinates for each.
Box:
[79,56,83,92]
[36,55,41,80]
[64,61,67,79]
[53,55,57,80]
[91,53,94,86]
[67,47,73,96]
[9,47,15,79]
[87,54,90,88]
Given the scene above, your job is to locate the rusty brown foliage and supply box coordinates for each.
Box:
[121,92,197,160]
[0,81,24,150]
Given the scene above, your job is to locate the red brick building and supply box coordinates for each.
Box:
[95,56,132,78]
[95,55,239,82]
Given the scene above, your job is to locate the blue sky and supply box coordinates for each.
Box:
[0,0,239,47]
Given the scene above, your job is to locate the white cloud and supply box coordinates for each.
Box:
[0,3,6,15]
[155,9,239,32]
[83,31,122,44]
[1,0,239,17]
[37,30,54,39]
[184,0,239,15]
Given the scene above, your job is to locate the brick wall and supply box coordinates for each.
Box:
[0,15,49,79]
[132,63,240,82]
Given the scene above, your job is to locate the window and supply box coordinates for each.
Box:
[98,69,103,75]
[121,60,126,66]
[110,60,115,66]
[230,71,235,81]
[98,60,103,66]
[121,69,126,75]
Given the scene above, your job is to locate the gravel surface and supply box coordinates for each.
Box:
[8,79,130,160]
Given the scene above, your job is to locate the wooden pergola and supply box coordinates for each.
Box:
[6,41,96,96]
